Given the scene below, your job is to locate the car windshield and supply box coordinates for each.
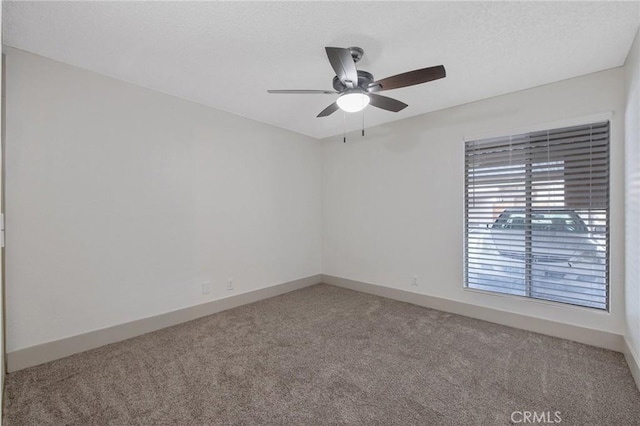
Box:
[492,211,589,232]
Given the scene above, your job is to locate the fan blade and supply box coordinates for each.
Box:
[317,102,339,117]
[368,93,408,112]
[325,47,358,89]
[369,65,446,92]
[267,90,337,94]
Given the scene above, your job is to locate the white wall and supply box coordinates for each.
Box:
[1,2,4,419]
[4,43,632,357]
[323,68,626,335]
[4,47,322,352]
[625,29,640,366]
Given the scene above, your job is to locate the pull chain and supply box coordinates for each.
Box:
[343,110,346,143]
[362,109,365,137]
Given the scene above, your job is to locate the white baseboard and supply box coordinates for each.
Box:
[8,274,629,377]
[322,274,625,353]
[624,337,640,391]
[7,274,322,372]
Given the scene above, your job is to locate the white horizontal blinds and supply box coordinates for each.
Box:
[464,121,609,310]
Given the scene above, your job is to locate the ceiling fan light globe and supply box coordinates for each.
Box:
[336,92,370,113]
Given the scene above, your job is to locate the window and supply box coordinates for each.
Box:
[464,121,609,309]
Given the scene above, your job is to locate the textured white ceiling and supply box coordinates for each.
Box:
[4,1,639,139]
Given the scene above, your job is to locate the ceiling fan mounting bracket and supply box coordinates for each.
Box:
[347,46,364,63]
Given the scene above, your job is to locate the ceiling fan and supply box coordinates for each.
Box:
[267,46,446,118]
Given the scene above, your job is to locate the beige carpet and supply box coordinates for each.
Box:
[4,284,640,425]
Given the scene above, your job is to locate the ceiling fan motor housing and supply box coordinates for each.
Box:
[332,70,374,92]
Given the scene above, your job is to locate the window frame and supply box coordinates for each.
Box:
[463,120,611,311]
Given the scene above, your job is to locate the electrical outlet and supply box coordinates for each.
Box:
[227,278,234,291]
[412,275,418,286]
[202,281,211,294]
